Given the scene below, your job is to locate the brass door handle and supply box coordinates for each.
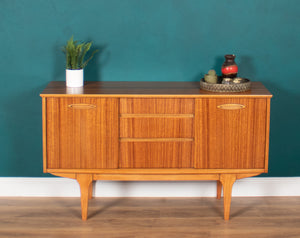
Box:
[68,104,96,109]
[217,104,246,110]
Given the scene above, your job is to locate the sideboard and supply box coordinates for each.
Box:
[40,81,272,221]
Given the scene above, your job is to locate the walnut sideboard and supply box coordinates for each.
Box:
[40,81,272,221]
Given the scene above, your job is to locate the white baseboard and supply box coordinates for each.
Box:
[0,177,299,197]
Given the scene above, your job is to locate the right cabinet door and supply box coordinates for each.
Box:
[195,98,268,169]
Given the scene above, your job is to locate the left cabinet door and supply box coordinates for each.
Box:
[45,97,119,169]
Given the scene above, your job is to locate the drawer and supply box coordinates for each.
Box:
[120,117,194,138]
[120,98,194,114]
[119,141,194,168]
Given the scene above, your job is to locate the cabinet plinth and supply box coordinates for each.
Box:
[41,81,272,221]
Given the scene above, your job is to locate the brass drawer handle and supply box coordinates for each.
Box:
[68,104,96,109]
[217,104,245,110]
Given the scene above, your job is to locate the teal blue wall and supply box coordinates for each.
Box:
[0,0,299,177]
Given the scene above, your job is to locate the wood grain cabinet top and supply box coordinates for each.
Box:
[40,81,272,220]
[41,81,272,98]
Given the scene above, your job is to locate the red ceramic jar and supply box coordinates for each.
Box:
[221,55,238,78]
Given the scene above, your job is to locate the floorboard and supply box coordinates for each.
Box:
[0,197,299,238]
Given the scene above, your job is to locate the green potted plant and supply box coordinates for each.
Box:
[62,36,98,87]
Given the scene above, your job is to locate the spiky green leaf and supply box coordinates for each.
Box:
[62,36,97,69]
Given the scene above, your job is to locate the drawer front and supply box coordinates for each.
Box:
[120,117,194,138]
[120,141,194,168]
[195,98,267,169]
[120,98,195,168]
[120,98,194,114]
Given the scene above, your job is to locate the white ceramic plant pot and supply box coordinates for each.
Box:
[66,69,84,87]
[66,87,84,94]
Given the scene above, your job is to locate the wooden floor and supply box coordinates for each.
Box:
[0,197,299,238]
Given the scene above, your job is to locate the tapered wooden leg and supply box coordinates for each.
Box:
[88,181,93,200]
[76,174,93,221]
[216,180,222,199]
[220,174,236,220]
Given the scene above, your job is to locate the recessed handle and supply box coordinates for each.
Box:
[68,104,96,109]
[217,104,246,110]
